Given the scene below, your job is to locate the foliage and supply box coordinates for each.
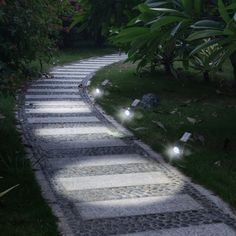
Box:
[112,0,213,73]
[188,0,236,84]
[90,61,236,209]
[71,0,142,46]
[112,0,236,84]
[0,0,69,92]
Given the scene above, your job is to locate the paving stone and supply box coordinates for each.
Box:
[40,138,126,150]
[48,154,150,169]
[28,88,79,93]
[36,79,83,83]
[28,116,99,124]
[53,68,95,71]
[73,210,219,236]
[25,101,87,107]
[118,223,236,236]
[34,126,116,136]
[31,84,79,87]
[68,183,185,203]
[58,172,171,191]
[51,72,91,75]
[79,62,111,65]
[54,162,163,178]
[19,54,236,236]
[52,75,86,78]
[77,194,203,220]
[46,145,135,157]
[25,94,81,99]
[25,107,91,114]
[62,65,101,69]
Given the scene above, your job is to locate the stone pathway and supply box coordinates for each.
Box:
[18,54,236,236]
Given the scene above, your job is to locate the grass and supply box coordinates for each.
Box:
[90,62,236,210]
[0,95,59,235]
[0,47,117,235]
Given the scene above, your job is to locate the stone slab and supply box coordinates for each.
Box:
[58,172,170,191]
[62,65,101,69]
[48,154,149,169]
[51,72,90,75]
[28,116,99,124]
[52,69,95,72]
[77,194,203,220]
[31,84,79,87]
[35,126,114,136]
[118,223,236,236]
[25,101,87,106]
[26,107,91,114]
[79,62,109,65]
[37,79,83,83]
[28,88,79,93]
[42,139,126,150]
[51,75,86,78]
[86,60,119,63]
[25,94,81,99]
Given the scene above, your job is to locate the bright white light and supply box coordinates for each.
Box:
[125,109,131,117]
[93,88,103,98]
[95,88,101,94]
[173,146,181,155]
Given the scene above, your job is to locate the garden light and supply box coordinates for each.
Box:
[166,132,192,160]
[92,87,103,98]
[173,146,181,155]
[124,108,131,117]
[119,107,134,121]
[95,88,101,94]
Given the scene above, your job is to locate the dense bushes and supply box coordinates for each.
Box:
[0,0,71,92]
[71,0,142,46]
[112,0,236,85]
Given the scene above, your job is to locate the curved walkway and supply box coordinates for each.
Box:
[18,54,236,236]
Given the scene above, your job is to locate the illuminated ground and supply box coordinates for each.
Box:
[18,54,236,235]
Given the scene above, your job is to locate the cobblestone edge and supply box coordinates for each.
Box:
[15,55,236,236]
[85,62,236,223]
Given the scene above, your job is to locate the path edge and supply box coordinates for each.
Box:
[85,61,236,223]
[15,54,236,236]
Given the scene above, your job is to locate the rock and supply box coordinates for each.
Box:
[140,93,160,109]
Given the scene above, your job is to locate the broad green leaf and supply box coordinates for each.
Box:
[146,2,168,8]
[150,7,179,14]
[218,0,231,23]
[192,20,223,30]
[171,21,183,36]
[187,30,224,41]
[181,0,193,13]
[226,3,236,10]
[194,0,203,15]
[151,16,184,31]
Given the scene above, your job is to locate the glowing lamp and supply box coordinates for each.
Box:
[124,108,131,117]
[173,146,181,155]
[95,88,101,94]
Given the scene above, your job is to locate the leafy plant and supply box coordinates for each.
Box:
[112,0,213,74]
[188,0,236,85]
[0,177,19,199]
[71,0,142,46]
[0,0,69,92]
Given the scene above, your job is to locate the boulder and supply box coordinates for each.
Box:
[140,93,160,109]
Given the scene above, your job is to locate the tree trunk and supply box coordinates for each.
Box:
[203,71,210,82]
[95,28,105,47]
[230,51,236,88]
[163,61,171,74]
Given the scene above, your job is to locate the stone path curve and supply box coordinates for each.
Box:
[18,54,236,236]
